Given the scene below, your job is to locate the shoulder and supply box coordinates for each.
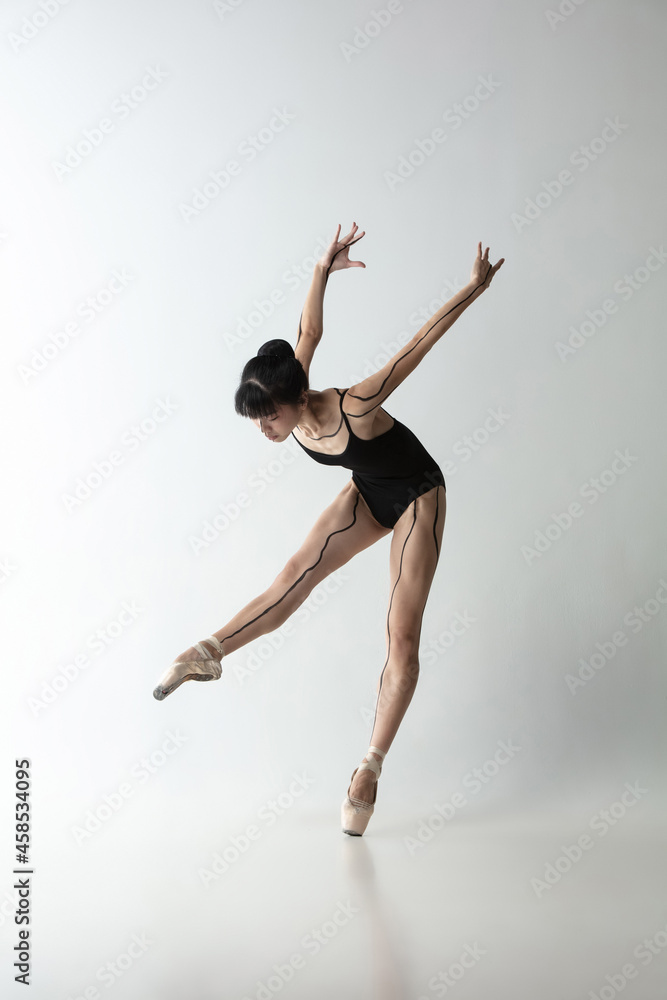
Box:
[311,387,365,429]
[338,385,386,435]
[315,386,346,420]
[315,386,376,425]
[342,382,376,416]
[340,381,376,417]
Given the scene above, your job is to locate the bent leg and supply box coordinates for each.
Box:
[350,485,446,800]
[197,479,390,658]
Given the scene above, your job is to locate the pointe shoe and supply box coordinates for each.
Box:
[153,635,224,701]
[341,745,386,836]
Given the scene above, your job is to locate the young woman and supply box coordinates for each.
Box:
[152,223,504,836]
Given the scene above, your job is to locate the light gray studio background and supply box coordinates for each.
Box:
[2,1,666,998]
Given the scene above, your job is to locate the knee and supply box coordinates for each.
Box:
[275,552,318,597]
[386,631,420,686]
[277,546,313,582]
[390,628,420,663]
[278,554,300,585]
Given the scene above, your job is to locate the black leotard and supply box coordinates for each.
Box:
[291,388,445,529]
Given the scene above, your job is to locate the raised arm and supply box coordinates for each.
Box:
[345,242,504,417]
[294,265,327,380]
[294,223,365,379]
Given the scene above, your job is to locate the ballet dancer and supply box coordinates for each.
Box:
[152,223,504,835]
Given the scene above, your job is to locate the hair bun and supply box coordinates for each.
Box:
[257,339,295,360]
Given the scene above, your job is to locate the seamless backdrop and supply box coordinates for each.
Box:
[2,1,666,998]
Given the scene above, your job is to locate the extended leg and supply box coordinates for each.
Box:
[349,485,446,802]
[175,479,389,660]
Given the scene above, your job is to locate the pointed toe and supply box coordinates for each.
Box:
[152,636,224,700]
[340,746,386,836]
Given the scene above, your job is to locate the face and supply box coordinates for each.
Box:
[252,401,303,442]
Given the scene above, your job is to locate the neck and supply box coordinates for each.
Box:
[296,390,325,438]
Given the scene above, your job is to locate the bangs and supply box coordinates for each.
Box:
[234,380,280,420]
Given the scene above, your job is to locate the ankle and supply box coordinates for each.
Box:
[201,640,223,660]
[357,747,387,778]
[195,635,225,660]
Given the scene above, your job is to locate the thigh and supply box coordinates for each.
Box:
[280,478,391,591]
[386,485,447,645]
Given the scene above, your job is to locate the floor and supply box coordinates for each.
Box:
[21,798,667,1000]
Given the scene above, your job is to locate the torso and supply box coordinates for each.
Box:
[292,387,394,456]
[291,386,446,530]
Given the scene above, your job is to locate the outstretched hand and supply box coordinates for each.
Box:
[471,242,505,288]
[318,222,366,273]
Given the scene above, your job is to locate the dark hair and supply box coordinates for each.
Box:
[234,339,309,419]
